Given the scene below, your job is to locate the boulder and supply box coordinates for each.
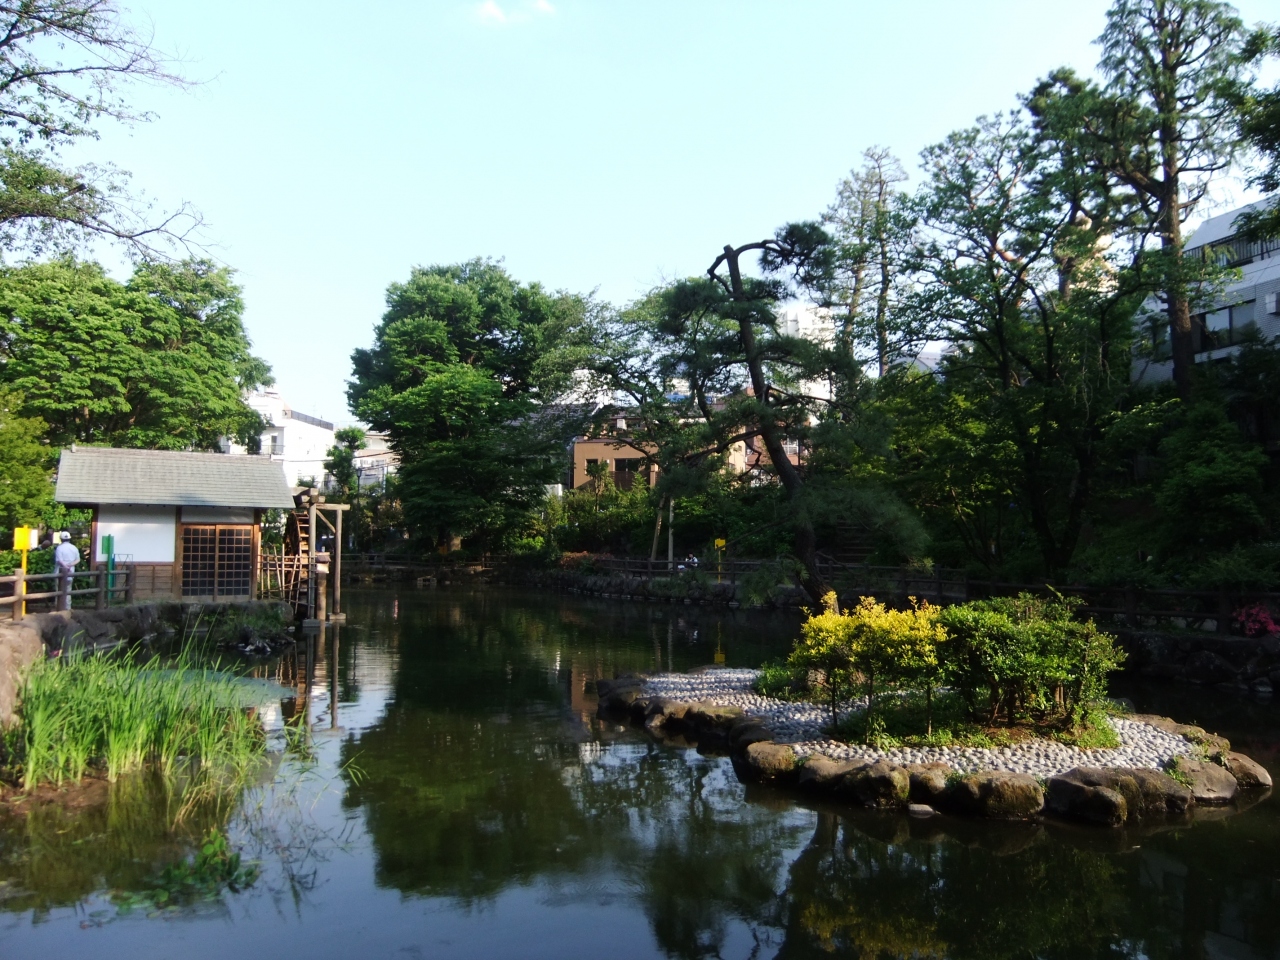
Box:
[1172,758,1238,804]
[735,742,797,783]
[1046,773,1128,826]
[1184,650,1238,685]
[840,761,910,807]
[1125,767,1194,815]
[0,622,44,727]
[683,701,745,734]
[904,762,952,805]
[907,803,937,818]
[945,771,1044,819]
[1046,766,1191,825]
[1222,752,1272,791]
[797,756,867,791]
[643,697,689,723]
[727,717,774,746]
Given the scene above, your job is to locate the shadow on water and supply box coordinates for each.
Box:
[1,585,1279,959]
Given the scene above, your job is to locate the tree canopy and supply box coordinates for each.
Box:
[347,260,592,547]
[0,257,271,450]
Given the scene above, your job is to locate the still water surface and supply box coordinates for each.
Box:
[2,586,1279,959]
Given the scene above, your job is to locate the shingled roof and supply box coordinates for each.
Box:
[55,447,296,509]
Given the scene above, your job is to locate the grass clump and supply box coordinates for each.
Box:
[752,660,810,701]
[6,648,266,789]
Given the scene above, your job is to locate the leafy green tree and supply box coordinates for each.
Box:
[347,260,591,548]
[0,389,51,530]
[821,147,924,376]
[0,2,197,256]
[1235,25,1280,239]
[1155,401,1269,557]
[1033,0,1252,398]
[0,257,271,450]
[324,426,367,499]
[895,108,1147,578]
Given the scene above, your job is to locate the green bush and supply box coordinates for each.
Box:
[938,594,1125,727]
[781,591,1125,743]
[752,660,809,701]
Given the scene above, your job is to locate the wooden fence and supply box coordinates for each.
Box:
[335,551,1277,633]
[551,557,1276,633]
[0,567,133,621]
[257,548,309,607]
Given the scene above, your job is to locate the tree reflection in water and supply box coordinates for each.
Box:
[0,587,1276,959]
[340,589,1280,960]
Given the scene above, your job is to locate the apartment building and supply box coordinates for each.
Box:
[1134,199,1280,385]
[223,388,337,487]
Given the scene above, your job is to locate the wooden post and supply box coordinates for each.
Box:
[308,499,318,620]
[96,568,106,610]
[333,508,343,618]
[126,565,135,603]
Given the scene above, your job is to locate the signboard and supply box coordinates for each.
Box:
[714,538,726,550]
[12,527,36,551]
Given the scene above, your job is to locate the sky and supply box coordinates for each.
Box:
[65,0,1278,425]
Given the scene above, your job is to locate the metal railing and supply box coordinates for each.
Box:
[0,567,133,620]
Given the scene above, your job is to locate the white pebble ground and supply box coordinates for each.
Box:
[642,668,1193,777]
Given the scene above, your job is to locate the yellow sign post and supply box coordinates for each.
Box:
[714,538,726,583]
[11,526,35,619]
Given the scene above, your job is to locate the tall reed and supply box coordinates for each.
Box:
[8,648,266,789]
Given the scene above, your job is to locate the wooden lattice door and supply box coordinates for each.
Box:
[182,524,254,599]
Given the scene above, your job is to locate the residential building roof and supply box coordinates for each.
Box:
[1185,199,1275,251]
[55,447,296,508]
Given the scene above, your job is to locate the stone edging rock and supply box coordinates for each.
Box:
[594,673,1273,828]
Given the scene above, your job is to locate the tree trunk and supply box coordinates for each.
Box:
[1160,111,1194,399]
[722,244,831,609]
[649,496,665,563]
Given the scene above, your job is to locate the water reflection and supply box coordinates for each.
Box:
[0,587,1277,960]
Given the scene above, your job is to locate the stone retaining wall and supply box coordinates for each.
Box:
[1121,629,1280,694]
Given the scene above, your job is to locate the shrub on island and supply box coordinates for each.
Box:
[766,592,1126,748]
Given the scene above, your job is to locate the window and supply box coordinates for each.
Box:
[182,525,253,599]
[1196,301,1257,353]
[1150,319,1172,361]
[613,457,645,491]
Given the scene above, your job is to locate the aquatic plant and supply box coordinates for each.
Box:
[7,648,266,789]
[113,827,259,914]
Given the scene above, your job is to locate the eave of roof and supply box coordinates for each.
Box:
[54,447,296,509]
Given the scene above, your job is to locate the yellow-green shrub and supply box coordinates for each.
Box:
[788,593,945,734]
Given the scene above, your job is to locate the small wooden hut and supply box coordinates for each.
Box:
[54,447,296,601]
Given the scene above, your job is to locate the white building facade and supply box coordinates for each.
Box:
[224,389,337,488]
[1133,200,1280,386]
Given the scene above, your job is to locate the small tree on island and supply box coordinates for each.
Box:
[780,592,1123,745]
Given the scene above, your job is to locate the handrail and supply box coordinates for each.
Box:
[0,566,133,620]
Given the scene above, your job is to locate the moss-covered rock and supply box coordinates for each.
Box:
[946,771,1044,819]
[840,761,910,807]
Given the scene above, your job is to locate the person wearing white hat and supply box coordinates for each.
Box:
[54,532,81,611]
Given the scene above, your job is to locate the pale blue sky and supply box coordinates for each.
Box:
[69,0,1276,423]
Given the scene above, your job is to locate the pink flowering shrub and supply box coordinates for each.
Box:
[1233,603,1280,638]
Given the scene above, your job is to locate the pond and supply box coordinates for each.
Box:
[1,586,1279,959]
